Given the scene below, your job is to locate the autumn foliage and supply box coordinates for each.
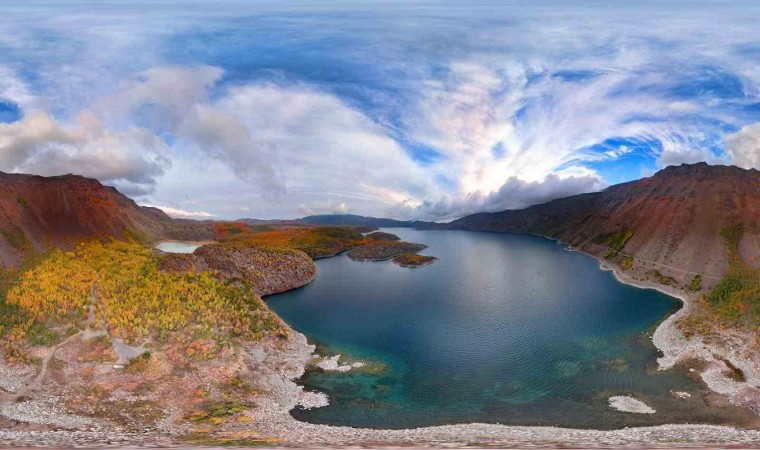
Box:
[3,240,282,359]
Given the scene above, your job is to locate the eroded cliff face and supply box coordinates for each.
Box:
[448,163,760,288]
[0,172,213,267]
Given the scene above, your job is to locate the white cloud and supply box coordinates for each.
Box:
[298,201,350,216]
[408,58,728,205]
[143,204,214,219]
[0,66,35,110]
[95,66,224,131]
[0,111,169,194]
[1,3,758,221]
[104,68,437,219]
[725,123,760,170]
[655,139,727,168]
[210,83,434,203]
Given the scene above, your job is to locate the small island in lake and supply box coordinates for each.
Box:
[392,252,438,268]
[365,231,401,241]
[347,241,428,261]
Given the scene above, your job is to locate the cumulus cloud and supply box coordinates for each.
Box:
[144,204,214,219]
[0,111,169,194]
[656,142,725,168]
[298,200,351,216]
[181,104,283,194]
[725,123,760,170]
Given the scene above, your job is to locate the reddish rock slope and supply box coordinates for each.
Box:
[447,163,760,288]
[0,172,212,266]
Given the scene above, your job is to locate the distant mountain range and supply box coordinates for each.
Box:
[291,163,760,288]
[1,163,758,287]
[293,214,433,228]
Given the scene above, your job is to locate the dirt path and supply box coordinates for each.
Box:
[5,330,82,401]
[0,283,99,403]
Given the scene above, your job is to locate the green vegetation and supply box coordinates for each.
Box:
[602,228,634,259]
[620,256,634,271]
[26,324,59,346]
[1,225,30,251]
[703,224,760,326]
[688,274,703,292]
[216,225,367,259]
[0,252,44,363]
[191,400,250,422]
[290,227,365,258]
[650,269,677,286]
[15,195,28,208]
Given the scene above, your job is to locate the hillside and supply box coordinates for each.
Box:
[447,163,760,290]
[0,172,213,267]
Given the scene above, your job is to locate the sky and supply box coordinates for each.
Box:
[0,0,758,221]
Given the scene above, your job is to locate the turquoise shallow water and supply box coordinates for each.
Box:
[266,229,750,429]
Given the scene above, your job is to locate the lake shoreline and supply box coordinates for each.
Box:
[240,327,760,447]
[565,244,760,419]
[239,231,760,446]
[478,229,759,419]
[3,233,758,447]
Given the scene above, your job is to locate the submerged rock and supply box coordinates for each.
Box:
[315,354,360,373]
[608,395,656,414]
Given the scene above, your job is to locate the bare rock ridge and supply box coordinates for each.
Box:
[445,163,760,289]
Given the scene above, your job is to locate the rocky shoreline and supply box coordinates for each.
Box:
[231,326,760,448]
[595,256,760,417]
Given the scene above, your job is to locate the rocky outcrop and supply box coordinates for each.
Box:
[159,242,317,296]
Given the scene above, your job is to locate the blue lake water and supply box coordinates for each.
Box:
[267,229,751,429]
[155,241,207,253]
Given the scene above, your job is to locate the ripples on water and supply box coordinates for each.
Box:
[267,229,753,429]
